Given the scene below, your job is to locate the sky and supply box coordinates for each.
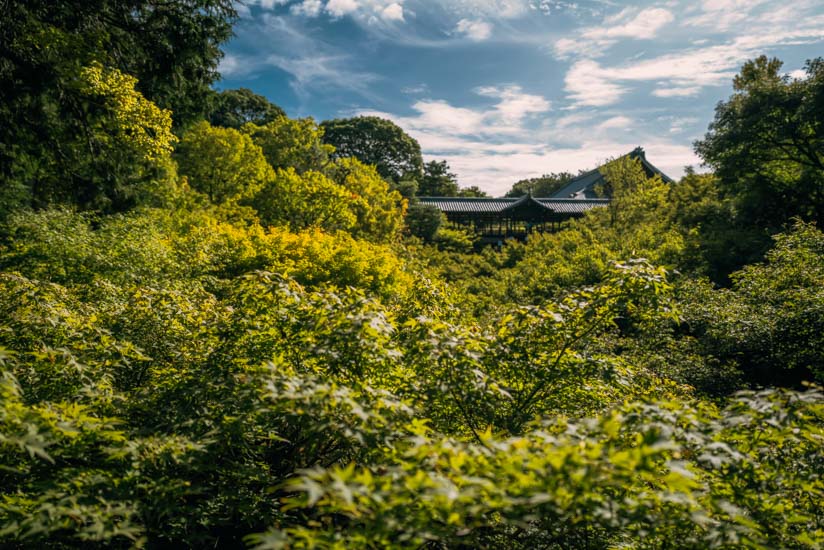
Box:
[218,0,824,196]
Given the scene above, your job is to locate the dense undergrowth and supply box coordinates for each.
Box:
[1,4,823,547]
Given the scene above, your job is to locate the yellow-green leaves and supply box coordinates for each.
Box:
[176,121,273,204]
[78,62,177,164]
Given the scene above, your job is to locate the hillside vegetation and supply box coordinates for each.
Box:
[1,3,823,548]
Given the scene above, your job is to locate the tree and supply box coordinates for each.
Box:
[0,0,235,128]
[695,56,824,230]
[0,62,178,215]
[418,160,459,196]
[208,88,285,129]
[175,122,272,204]
[405,203,443,241]
[326,158,406,242]
[242,117,333,174]
[457,185,489,198]
[0,0,235,216]
[251,168,356,232]
[321,116,423,182]
[505,172,573,197]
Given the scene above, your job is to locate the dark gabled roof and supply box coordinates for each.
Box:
[550,147,673,199]
[535,198,610,214]
[418,196,608,215]
[417,197,518,213]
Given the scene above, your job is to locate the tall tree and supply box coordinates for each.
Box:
[326,157,407,242]
[695,56,824,229]
[418,160,459,196]
[208,88,285,129]
[321,116,423,182]
[242,116,333,174]
[175,122,272,205]
[0,0,236,215]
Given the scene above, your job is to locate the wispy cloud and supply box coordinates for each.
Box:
[564,21,824,107]
[357,87,697,194]
[454,19,494,41]
[554,7,674,60]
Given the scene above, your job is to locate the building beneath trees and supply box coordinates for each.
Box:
[419,147,671,243]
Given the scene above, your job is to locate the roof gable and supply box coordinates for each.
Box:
[550,147,673,199]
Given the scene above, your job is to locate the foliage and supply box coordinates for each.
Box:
[176,121,273,204]
[209,88,286,129]
[0,0,235,216]
[326,158,407,242]
[0,40,823,550]
[418,160,459,196]
[695,56,824,258]
[0,61,179,215]
[679,221,824,385]
[321,116,424,182]
[456,185,489,198]
[252,168,356,233]
[243,116,334,173]
[405,203,443,241]
[259,387,824,550]
[506,172,574,197]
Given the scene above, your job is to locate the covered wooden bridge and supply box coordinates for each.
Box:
[418,194,609,243]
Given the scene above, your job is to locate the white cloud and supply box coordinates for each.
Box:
[325,0,360,17]
[653,86,702,98]
[564,60,627,107]
[455,19,493,41]
[218,53,242,77]
[448,0,529,19]
[355,85,696,195]
[592,8,674,40]
[597,116,632,130]
[685,0,772,31]
[266,53,380,95]
[788,69,807,79]
[563,21,824,107]
[554,7,674,60]
[476,85,551,123]
[401,83,429,94]
[381,2,404,21]
[291,0,323,16]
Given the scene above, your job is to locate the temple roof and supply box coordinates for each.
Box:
[550,147,673,199]
[418,196,609,215]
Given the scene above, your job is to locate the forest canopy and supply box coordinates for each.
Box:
[0,5,822,547]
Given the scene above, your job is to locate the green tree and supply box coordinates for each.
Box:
[695,56,824,229]
[457,185,489,198]
[505,172,573,197]
[0,0,235,216]
[418,160,459,196]
[252,168,356,232]
[243,116,333,173]
[0,62,178,215]
[176,122,272,204]
[321,116,423,182]
[208,88,286,129]
[405,203,443,241]
[327,158,406,242]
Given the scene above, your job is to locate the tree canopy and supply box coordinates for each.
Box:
[321,116,424,182]
[175,121,272,204]
[208,88,286,129]
[506,172,574,197]
[696,55,824,230]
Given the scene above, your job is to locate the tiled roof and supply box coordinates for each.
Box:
[417,197,518,213]
[418,196,608,215]
[550,147,673,199]
[536,198,610,213]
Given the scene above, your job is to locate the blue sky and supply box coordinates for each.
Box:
[219,0,824,195]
